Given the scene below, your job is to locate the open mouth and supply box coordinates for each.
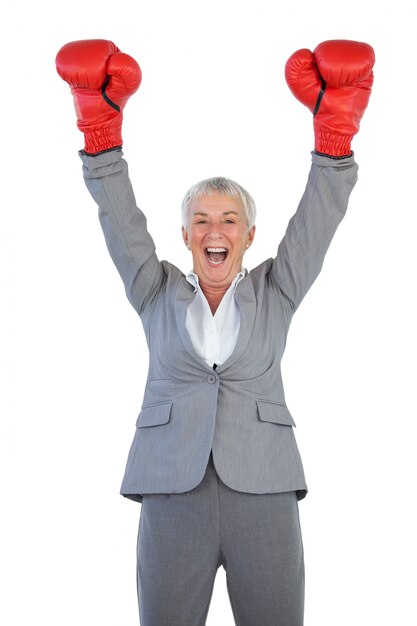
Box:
[205,247,228,265]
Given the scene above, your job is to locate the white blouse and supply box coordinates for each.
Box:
[185,269,246,368]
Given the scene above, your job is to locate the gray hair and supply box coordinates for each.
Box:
[181,177,256,230]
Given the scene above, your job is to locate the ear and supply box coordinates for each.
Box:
[246,224,256,247]
[182,226,190,249]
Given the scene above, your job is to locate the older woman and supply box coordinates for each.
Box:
[56,39,374,626]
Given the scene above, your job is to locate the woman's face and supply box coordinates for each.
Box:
[182,193,256,291]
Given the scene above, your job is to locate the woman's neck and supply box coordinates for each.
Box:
[200,283,229,315]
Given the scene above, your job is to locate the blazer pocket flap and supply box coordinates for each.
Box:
[136,401,173,428]
[256,400,296,427]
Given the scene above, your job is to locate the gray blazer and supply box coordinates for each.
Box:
[80,149,358,502]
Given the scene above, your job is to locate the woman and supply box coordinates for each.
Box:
[56,38,374,626]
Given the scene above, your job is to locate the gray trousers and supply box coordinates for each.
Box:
[137,452,304,625]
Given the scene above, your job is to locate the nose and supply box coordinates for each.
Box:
[207,224,224,240]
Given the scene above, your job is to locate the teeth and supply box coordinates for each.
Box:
[207,247,227,252]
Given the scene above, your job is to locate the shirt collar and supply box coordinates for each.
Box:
[186,268,247,294]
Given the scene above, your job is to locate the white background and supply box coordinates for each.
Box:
[1,0,416,624]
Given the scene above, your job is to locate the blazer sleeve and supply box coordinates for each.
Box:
[79,148,164,314]
[270,151,359,311]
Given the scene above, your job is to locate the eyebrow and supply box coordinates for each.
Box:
[192,211,239,217]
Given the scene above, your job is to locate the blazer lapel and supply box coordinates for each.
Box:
[216,275,257,373]
[174,278,212,370]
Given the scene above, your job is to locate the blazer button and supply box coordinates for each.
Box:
[206,374,216,384]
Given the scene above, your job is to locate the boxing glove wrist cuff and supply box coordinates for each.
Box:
[314,129,352,158]
[82,121,123,155]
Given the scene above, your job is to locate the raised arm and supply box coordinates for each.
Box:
[56,39,164,314]
[270,39,374,310]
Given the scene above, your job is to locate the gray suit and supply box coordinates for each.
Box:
[80,148,358,504]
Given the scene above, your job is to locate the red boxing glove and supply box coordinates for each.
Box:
[56,39,142,155]
[285,40,375,157]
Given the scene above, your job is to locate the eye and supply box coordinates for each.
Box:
[224,219,235,224]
